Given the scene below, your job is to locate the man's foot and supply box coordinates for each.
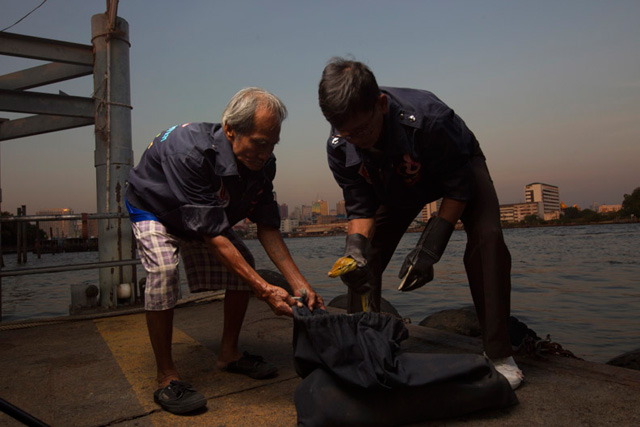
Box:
[153,380,207,414]
[492,356,524,390]
[221,351,278,379]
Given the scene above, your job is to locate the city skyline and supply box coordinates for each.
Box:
[1,1,638,214]
[9,180,623,223]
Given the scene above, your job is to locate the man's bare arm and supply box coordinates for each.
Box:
[347,217,375,238]
[204,233,299,316]
[257,225,325,310]
[438,198,466,225]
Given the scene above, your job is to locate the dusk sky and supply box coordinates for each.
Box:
[1,0,638,215]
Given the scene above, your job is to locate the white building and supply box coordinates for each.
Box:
[421,199,442,222]
[598,204,622,213]
[524,183,560,220]
[280,218,299,233]
[499,202,540,222]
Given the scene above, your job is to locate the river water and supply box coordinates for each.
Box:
[2,223,638,363]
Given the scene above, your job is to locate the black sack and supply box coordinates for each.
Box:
[292,306,518,426]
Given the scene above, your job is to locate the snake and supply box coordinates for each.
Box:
[327,256,358,278]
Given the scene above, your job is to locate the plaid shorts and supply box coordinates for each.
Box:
[131,220,254,310]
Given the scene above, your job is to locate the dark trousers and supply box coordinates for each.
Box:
[347,155,513,358]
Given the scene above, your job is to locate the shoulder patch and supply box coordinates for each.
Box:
[329,136,346,148]
[397,110,423,129]
[160,125,178,142]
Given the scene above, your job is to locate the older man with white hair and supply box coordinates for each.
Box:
[126,87,324,414]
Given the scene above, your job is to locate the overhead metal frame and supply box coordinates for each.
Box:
[0,32,95,141]
[0,4,135,317]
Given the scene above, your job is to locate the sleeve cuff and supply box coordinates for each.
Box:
[179,204,230,236]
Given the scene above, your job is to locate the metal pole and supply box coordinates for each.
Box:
[0,143,3,319]
[16,207,22,264]
[0,211,128,222]
[35,220,41,259]
[91,13,134,308]
[0,397,50,427]
[21,205,27,263]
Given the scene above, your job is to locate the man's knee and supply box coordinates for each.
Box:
[476,224,504,244]
[147,258,180,279]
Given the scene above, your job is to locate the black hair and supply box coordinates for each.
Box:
[318,57,380,128]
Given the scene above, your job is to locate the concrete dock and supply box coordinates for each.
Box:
[1,293,639,426]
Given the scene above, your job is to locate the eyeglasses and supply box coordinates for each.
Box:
[331,107,377,142]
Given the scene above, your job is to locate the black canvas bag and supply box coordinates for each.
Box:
[293,306,518,426]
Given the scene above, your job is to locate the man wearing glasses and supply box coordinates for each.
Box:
[318,57,523,390]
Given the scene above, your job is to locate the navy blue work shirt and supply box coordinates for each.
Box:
[126,122,280,239]
[327,87,483,219]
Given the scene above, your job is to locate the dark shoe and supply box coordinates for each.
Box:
[224,352,278,379]
[153,380,207,414]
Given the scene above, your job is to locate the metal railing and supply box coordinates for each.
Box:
[1,212,127,223]
[0,212,139,321]
[0,258,140,278]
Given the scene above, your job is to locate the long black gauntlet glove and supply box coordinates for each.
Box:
[398,216,454,292]
[340,233,375,294]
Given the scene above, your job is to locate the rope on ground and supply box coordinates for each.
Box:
[519,334,584,360]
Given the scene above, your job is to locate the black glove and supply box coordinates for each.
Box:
[398,216,454,292]
[340,233,374,294]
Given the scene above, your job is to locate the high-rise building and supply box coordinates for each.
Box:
[524,183,560,220]
[291,206,302,220]
[421,199,442,222]
[311,200,329,216]
[336,200,346,218]
[301,205,312,221]
[279,203,288,219]
[37,208,78,238]
[321,201,329,216]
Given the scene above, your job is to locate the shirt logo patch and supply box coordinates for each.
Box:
[251,189,264,205]
[216,181,230,208]
[396,153,421,186]
[358,163,373,184]
[331,137,341,145]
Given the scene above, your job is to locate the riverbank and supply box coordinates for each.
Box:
[500,217,638,229]
[272,217,640,239]
[2,218,636,253]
